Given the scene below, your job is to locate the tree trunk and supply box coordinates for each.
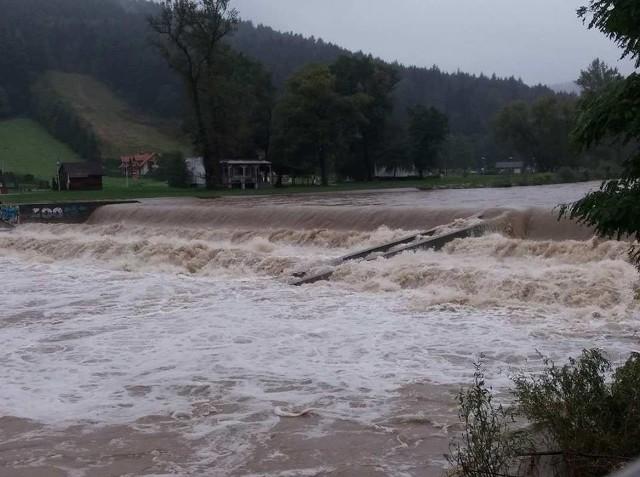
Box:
[189,78,219,188]
[363,133,373,181]
[318,146,328,186]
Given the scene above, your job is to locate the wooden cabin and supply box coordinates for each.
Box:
[58,162,104,191]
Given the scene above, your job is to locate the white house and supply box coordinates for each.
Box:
[185,157,206,187]
[495,161,524,174]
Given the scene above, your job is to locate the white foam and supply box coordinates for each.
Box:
[1,212,638,473]
[1,256,637,427]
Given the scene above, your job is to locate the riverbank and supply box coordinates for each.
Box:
[1,173,599,204]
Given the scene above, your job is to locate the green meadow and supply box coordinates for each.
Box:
[0,118,81,179]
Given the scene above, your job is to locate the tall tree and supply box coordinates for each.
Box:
[199,45,274,159]
[149,0,238,187]
[530,95,577,170]
[407,104,449,177]
[493,100,536,166]
[376,120,411,177]
[575,59,627,173]
[576,58,622,96]
[330,55,399,180]
[272,64,357,186]
[493,95,577,172]
[0,87,12,118]
[561,1,640,265]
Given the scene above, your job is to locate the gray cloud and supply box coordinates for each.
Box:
[232,0,635,85]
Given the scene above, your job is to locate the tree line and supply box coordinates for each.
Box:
[150,0,451,188]
[148,0,623,186]
[0,0,624,186]
[493,59,628,175]
[269,57,450,185]
[0,0,563,181]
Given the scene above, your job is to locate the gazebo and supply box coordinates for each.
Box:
[221,159,272,189]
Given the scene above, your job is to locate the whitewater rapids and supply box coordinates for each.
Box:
[0,184,638,476]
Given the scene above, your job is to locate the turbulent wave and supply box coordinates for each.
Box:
[330,235,635,313]
[1,205,636,315]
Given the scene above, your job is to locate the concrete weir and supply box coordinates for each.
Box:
[291,218,486,286]
[8,201,139,225]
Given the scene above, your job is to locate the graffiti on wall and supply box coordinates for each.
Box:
[0,205,19,226]
[28,204,89,221]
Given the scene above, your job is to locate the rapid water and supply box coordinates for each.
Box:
[1,183,638,476]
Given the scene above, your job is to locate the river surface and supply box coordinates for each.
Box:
[1,183,638,476]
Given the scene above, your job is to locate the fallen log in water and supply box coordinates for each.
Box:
[291,218,486,286]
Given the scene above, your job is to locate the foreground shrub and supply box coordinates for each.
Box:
[448,350,640,477]
[514,350,640,477]
[446,364,530,476]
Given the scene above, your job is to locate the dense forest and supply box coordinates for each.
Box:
[0,0,614,183]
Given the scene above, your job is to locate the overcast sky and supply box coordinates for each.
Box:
[232,0,636,86]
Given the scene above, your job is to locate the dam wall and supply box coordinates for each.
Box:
[11,201,139,225]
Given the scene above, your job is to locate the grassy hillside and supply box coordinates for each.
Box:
[0,118,81,179]
[44,71,191,157]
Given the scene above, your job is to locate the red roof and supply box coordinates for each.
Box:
[120,153,158,167]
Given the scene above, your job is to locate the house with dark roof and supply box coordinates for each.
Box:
[58,162,104,190]
[120,153,159,179]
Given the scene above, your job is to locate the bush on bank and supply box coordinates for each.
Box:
[447,349,640,477]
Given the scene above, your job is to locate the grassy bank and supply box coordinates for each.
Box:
[416,171,591,189]
[0,118,81,178]
[1,172,596,205]
[3,177,215,204]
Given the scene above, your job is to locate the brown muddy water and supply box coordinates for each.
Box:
[1,183,638,476]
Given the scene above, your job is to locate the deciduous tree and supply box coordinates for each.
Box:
[0,87,12,118]
[149,0,238,187]
[576,58,622,96]
[407,104,449,177]
[493,100,536,166]
[272,64,361,186]
[200,45,274,159]
[493,95,577,172]
[330,55,399,180]
[561,1,640,265]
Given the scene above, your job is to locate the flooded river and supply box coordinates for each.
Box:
[1,183,638,476]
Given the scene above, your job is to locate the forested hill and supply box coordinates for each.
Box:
[229,22,552,135]
[228,22,349,90]
[0,0,552,139]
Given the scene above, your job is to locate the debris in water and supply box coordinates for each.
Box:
[273,407,315,418]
